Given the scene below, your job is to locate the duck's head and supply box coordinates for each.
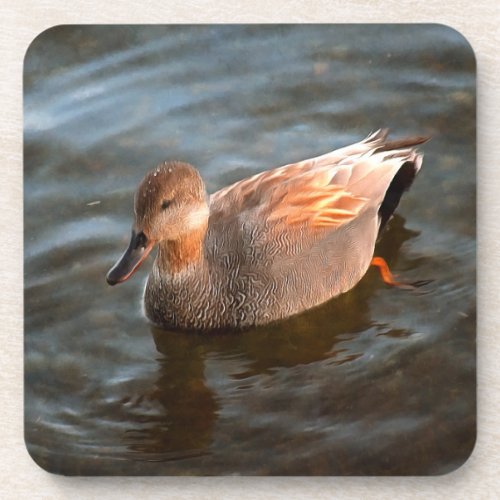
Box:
[106,161,208,285]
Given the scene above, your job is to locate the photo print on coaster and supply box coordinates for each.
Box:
[24,24,476,475]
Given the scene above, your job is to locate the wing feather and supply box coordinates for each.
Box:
[209,130,426,238]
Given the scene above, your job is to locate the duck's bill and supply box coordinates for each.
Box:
[106,230,154,285]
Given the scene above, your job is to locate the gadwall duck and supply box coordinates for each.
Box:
[107,129,428,331]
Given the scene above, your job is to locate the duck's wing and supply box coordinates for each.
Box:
[209,130,426,242]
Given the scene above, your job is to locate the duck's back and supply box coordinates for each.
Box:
[200,130,425,328]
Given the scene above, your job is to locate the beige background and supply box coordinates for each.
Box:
[1,1,498,498]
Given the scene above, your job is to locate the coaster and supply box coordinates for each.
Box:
[24,24,476,475]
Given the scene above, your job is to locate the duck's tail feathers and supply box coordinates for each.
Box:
[371,130,429,235]
[373,134,430,154]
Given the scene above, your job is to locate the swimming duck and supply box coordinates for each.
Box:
[107,129,427,331]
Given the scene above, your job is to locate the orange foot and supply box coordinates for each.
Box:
[370,257,431,291]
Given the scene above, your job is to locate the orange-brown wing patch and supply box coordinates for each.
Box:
[210,129,425,236]
[211,161,370,231]
[266,181,368,229]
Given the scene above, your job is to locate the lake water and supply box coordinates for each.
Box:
[24,24,476,475]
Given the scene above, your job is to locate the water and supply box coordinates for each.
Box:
[24,25,476,475]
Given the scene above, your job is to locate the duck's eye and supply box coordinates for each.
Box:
[161,199,172,210]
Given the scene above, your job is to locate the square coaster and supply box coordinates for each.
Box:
[24,24,476,475]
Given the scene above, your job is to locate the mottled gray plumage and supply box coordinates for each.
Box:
[108,130,426,331]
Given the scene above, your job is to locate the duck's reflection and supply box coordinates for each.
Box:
[122,331,218,461]
[124,215,419,461]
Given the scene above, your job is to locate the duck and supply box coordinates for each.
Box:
[106,129,428,331]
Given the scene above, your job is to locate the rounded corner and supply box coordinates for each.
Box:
[23,24,70,72]
[24,433,70,476]
[434,426,477,476]
[428,23,477,69]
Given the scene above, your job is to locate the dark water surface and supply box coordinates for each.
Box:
[24,25,476,475]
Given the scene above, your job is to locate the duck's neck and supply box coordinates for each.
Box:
[156,226,207,275]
